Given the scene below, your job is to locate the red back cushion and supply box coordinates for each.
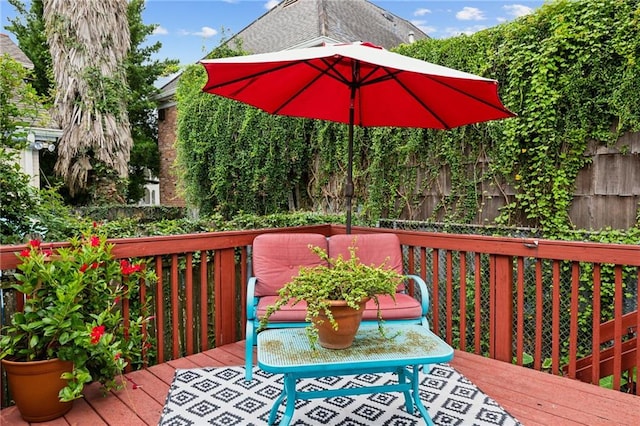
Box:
[252,233,328,297]
[328,234,403,276]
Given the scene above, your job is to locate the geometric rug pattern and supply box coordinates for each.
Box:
[159,364,522,426]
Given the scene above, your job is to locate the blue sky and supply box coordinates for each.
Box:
[1,0,544,67]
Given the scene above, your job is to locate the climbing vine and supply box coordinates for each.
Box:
[175,0,640,234]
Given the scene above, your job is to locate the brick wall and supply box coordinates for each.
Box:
[157,105,186,207]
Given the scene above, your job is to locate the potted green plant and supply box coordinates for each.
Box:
[259,244,403,349]
[0,225,156,422]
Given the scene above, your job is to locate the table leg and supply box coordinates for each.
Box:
[397,367,414,414]
[268,387,286,425]
[277,374,297,426]
[411,367,434,426]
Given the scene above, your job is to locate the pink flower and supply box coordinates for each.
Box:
[90,325,106,344]
[90,236,100,247]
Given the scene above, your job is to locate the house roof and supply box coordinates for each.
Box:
[227,0,428,54]
[1,33,34,69]
[157,0,428,101]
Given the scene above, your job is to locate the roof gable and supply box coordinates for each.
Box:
[228,0,428,54]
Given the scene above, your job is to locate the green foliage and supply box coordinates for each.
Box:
[176,0,639,234]
[258,244,403,347]
[5,0,53,100]
[176,57,314,218]
[0,55,44,243]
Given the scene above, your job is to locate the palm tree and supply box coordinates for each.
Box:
[44,0,132,201]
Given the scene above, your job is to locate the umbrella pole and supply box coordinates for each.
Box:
[345,62,358,235]
[346,121,354,234]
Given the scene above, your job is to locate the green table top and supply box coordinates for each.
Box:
[257,324,453,374]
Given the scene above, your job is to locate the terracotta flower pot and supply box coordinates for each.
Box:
[314,299,368,349]
[1,358,74,422]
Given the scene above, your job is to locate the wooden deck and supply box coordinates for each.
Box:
[2,342,639,425]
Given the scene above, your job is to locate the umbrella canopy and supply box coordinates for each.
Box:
[200,42,515,232]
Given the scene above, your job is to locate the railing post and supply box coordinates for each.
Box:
[214,248,237,346]
[492,254,514,362]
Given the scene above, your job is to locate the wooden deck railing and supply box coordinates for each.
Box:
[1,224,639,400]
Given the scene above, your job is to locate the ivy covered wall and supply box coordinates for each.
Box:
[175,0,640,234]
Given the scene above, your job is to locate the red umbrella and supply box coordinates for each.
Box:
[200,42,515,232]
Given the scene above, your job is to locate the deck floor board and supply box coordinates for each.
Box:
[2,344,639,425]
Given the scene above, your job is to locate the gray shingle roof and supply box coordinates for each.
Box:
[0,33,34,68]
[228,0,428,54]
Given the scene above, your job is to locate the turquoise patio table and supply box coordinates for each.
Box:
[257,324,454,425]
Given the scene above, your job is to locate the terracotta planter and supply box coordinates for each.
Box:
[1,358,74,422]
[314,299,368,349]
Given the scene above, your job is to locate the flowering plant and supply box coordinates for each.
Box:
[0,226,156,401]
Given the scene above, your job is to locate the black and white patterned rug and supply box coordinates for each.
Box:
[159,364,521,426]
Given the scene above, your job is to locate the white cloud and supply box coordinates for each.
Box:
[411,20,436,36]
[194,26,218,38]
[264,0,279,10]
[414,8,431,17]
[503,4,534,18]
[456,7,486,21]
[152,26,168,36]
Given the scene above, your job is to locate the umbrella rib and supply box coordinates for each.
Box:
[272,57,349,114]
[382,70,450,129]
[202,61,301,92]
[425,74,514,117]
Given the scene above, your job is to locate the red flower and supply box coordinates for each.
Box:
[93,221,98,228]
[19,249,30,257]
[79,263,89,273]
[90,236,100,247]
[120,259,142,275]
[90,325,106,344]
[29,239,41,249]
[91,262,99,269]
[43,249,53,257]
[114,353,122,360]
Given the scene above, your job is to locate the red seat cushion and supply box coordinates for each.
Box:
[362,294,422,320]
[252,233,328,297]
[257,294,422,323]
[328,233,404,291]
[256,296,308,322]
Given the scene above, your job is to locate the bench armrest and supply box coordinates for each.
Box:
[246,276,258,320]
[404,274,430,316]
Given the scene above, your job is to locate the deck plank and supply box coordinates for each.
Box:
[64,397,109,425]
[111,379,164,426]
[125,369,172,405]
[451,350,640,425]
[2,342,639,425]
